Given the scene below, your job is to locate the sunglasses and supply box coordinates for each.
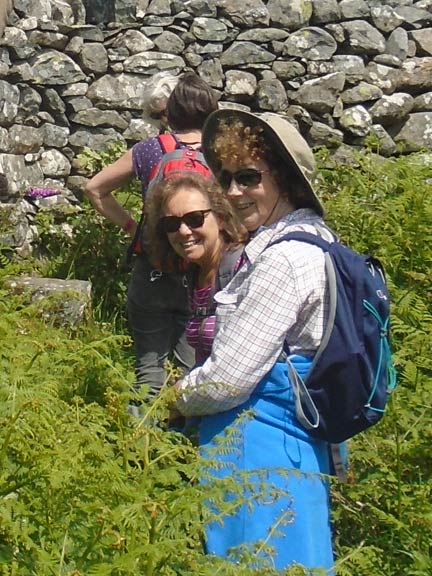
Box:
[159,209,212,233]
[218,168,269,191]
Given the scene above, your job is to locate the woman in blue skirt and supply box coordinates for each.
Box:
[174,109,335,573]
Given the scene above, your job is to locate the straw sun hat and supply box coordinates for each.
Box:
[202,109,324,217]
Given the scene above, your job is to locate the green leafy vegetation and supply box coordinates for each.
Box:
[0,147,431,574]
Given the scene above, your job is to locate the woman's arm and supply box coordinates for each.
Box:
[175,244,327,417]
[84,149,138,238]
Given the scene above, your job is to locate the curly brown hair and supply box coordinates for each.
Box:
[146,173,247,272]
[212,119,311,208]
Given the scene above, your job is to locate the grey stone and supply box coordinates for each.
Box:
[217,0,269,28]
[309,55,365,82]
[339,0,370,20]
[5,276,92,327]
[0,80,20,126]
[41,88,66,116]
[237,28,289,42]
[71,108,129,130]
[394,112,432,151]
[107,47,130,62]
[310,0,340,25]
[283,27,337,61]
[308,121,344,148]
[369,93,415,126]
[256,79,288,111]
[0,153,44,196]
[341,82,383,105]
[30,50,86,86]
[122,118,159,141]
[409,29,432,56]
[17,86,42,120]
[39,149,71,177]
[341,20,386,56]
[267,0,312,30]
[65,96,93,113]
[289,72,345,114]
[154,31,186,54]
[339,105,372,137]
[64,36,84,56]
[123,52,185,75]
[79,43,109,75]
[225,70,257,97]
[272,60,306,80]
[1,26,37,59]
[413,91,432,111]
[397,57,432,93]
[324,23,346,44]
[110,29,154,53]
[374,54,403,67]
[147,0,171,16]
[68,128,126,152]
[191,18,228,41]
[51,0,77,25]
[370,6,405,34]
[28,30,70,50]
[394,6,432,28]
[87,74,162,111]
[220,42,275,66]
[364,62,400,95]
[60,83,89,97]
[6,125,43,154]
[198,59,224,88]
[42,124,70,148]
[368,124,397,157]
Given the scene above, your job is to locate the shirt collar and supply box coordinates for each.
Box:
[244,208,324,264]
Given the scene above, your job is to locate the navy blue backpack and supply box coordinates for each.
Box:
[275,231,397,443]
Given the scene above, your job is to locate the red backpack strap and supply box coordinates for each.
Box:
[157,133,178,154]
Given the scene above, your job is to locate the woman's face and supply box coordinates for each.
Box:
[220,158,286,232]
[163,187,224,268]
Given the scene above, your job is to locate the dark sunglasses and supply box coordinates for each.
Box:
[218,168,269,191]
[159,209,212,233]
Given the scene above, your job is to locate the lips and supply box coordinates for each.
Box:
[235,201,255,211]
[180,239,200,249]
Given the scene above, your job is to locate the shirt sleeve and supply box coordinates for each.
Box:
[132,137,162,192]
[175,246,317,417]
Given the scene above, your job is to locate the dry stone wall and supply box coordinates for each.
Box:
[0,0,431,203]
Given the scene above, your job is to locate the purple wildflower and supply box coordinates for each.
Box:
[25,187,60,199]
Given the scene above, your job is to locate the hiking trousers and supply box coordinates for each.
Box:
[127,253,195,398]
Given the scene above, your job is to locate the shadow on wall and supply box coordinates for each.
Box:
[82,0,116,24]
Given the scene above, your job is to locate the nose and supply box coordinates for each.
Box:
[177,221,193,235]
[226,179,244,198]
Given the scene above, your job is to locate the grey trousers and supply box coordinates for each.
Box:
[127,254,195,399]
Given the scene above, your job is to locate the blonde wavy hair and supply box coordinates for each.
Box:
[212,119,312,207]
[146,173,246,272]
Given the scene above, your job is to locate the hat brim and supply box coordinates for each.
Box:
[202,109,324,217]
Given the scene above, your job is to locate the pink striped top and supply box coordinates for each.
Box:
[186,284,215,364]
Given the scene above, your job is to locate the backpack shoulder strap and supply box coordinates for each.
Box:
[216,246,244,291]
[157,133,178,154]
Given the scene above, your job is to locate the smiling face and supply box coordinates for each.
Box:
[222,158,292,232]
[163,186,225,269]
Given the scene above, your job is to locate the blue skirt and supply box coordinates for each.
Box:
[198,357,334,572]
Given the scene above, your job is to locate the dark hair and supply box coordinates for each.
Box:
[146,173,246,271]
[166,72,219,131]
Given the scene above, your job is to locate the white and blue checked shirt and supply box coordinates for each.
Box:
[176,208,332,417]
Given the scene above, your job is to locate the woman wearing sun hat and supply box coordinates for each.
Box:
[173,109,335,572]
